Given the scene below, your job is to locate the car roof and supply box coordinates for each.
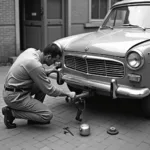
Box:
[113,0,150,8]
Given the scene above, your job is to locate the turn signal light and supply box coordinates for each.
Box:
[128,74,141,82]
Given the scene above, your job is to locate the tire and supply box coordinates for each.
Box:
[67,84,83,94]
[142,95,150,118]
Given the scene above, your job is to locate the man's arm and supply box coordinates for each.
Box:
[45,65,56,76]
[29,66,75,98]
[45,63,62,76]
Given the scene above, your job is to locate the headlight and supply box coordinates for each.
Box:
[126,49,144,70]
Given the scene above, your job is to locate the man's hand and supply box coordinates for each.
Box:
[65,92,76,103]
[45,66,57,76]
[66,92,76,103]
[67,92,76,99]
[45,62,62,76]
[54,62,62,69]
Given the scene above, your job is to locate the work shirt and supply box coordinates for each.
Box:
[4,48,63,97]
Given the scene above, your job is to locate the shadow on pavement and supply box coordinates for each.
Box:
[85,95,144,118]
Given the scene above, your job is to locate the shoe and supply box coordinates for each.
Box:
[2,106,16,129]
[27,120,50,125]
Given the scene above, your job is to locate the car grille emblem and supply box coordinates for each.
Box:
[85,47,89,52]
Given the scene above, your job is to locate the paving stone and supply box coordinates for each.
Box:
[53,132,66,139]
[61,142,75,150]
[135,121,150,134]
[92,132,109,143]
[0,137,14,145]
[88,142,107,150]
[0,146,10,150]
[125,129,148,140]
[41,140,52,146]
[68,138,83,146]
[10,146,23,150]
[105,144,121,150]
[51,119,66,127]
[34,142,46,148]
[18,142,39,150]
[74,144,89,150]
[116,134,141,145]
[47,136,59,142]
[53,139,67,145]
[24,138,39,145]
[46,143,66,150]
[8,129,21,136]
[40,146,52,150]
[118,143,137,150]
[0,133,12,141]
[136,142,150,150]
[86,147,102,150]
[101,136,125,146]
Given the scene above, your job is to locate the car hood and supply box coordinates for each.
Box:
[57,29,150,57]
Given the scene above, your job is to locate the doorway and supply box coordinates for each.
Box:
[19,0,68,50]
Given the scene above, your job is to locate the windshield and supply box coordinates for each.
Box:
[102,5,150,29]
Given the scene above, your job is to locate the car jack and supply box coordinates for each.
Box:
[66,91,90,122]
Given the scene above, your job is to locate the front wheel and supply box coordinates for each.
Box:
[142,95,150,118]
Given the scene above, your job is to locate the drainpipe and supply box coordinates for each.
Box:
[15,0,20,56]
[68,0,71,36]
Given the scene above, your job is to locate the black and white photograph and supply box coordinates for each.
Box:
[0,0,150,150]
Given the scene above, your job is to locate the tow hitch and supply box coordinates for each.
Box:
[66,91,90,122]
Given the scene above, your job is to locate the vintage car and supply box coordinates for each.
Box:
[51,0,150,117]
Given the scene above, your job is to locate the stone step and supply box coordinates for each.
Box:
[8,56,17,64]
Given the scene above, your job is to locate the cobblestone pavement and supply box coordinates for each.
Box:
[0,66,150,150]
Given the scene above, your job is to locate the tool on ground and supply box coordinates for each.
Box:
[64,130,68,135]
[79,123,90,136]
[63,127,74,136]
[107,126,119,135]
[66,91,90,122]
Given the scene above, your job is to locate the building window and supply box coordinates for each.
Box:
[90,0,122,21]
[91,0,108,20]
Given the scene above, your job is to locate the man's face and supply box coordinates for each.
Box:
[46,54,61,66]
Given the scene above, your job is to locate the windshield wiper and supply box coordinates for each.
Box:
[122,24,146,31]
[100,25,113,30]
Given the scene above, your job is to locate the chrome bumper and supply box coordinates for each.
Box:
[50,72,150,99]
[63,75,150,99]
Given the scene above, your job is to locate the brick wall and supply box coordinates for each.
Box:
[0,0,16,63]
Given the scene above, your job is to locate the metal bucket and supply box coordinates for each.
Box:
[79,123,90,136]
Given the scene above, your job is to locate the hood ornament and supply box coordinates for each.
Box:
[85,47,89,52]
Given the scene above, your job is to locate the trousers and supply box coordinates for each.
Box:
[3,84,53,123]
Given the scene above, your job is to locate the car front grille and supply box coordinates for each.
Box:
[65,55,124,78]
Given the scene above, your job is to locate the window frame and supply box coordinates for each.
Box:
[89,0,111,22]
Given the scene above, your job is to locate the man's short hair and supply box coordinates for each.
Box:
[43,44,62,58]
